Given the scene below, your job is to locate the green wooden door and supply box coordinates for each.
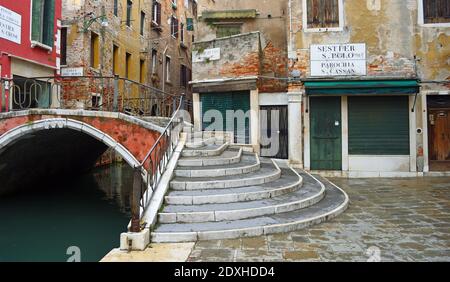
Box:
[310,96,342,170]
[201,91,250,144]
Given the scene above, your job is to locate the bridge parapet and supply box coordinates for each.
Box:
[0,75,186,117]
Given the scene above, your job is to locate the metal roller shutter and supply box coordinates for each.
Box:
[348,96,410,155]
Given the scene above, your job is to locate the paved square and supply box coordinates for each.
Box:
[187,177,450,262]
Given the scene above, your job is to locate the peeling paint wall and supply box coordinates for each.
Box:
[288,0,449,84]
[195,0,288,93]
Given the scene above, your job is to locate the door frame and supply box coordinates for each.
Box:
[422,91,450,172]
[423,92,450,172]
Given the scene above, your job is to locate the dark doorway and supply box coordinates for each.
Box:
[260,105,289,159]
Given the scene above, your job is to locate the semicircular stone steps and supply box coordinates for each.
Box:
[152,172,349,242]
[170,159,281,191]
[165,168,303,205]
[174,153,261,178]
[177,148,243,167]
[151,135,349,243]
[159,169,326,223]
[181,143,229,158]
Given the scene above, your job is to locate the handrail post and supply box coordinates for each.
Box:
[1,79,5,112]
[113,75,119,112]
[130,165,142,233]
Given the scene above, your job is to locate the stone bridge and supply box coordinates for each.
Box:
[0,109,166,195]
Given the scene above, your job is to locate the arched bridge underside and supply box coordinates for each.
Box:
[0,109,164,195]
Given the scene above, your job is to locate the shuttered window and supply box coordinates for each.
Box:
[152,1,162,26]
[171,16,179,38]
[423,0,450,23]
[306,0,339,29]
[31,0,55,47]
[348,96,410,155]
[180,65,187,88]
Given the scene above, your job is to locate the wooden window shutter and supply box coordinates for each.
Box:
[175,18,179,38]
[32,0,43,42]
[307,0,339,28]
[157,2,162,25]
[43,0,55,46]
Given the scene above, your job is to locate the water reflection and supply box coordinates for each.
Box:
[0,163,133,262]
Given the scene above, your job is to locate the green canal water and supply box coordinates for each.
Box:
[0,163,133,262]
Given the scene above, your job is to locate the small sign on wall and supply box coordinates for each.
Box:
[61,67,84,77]
[0,5,21,44]
[193,48,221,63]
[310,43,366,77]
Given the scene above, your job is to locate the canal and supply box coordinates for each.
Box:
[0,163,133,262]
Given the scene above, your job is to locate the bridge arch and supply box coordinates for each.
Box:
[0,118,141,168]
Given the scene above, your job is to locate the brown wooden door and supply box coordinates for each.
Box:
[428,109,450,171]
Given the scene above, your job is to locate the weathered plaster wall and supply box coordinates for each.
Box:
[288,0,442,79]
[195,0,288,92]
[193,32,261,82]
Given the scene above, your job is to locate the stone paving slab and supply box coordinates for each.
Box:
[187,177,450,262]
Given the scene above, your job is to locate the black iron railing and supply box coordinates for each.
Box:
[0,75,181,118]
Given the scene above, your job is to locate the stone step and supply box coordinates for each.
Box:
[158,170,327,223]
[181,143,229,157]
[170,159,281,191]
[174,154,260,178]
[177,148,242,167]
[152,174,349,242]
[184,137,217,149]
[166,167,302,205]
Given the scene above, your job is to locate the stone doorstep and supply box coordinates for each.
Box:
[164,177,302,205]
[101,243,195,262]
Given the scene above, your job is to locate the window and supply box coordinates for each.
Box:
[126,0,133,27]
[152,1,162,26]
[31,0,55,47]
[61,27,67,66]
[165,56,171,82]
[114,0,118,17]
[171,16,179,38]
[180,22,185,43]
[90,32,100,68]
[140,59,146,83]
[126,52,132,79]
[304,0,342,31]
[151,49,158,74]
[216,24,241,38]
[140,11,146,35]
[113,44,119,75]
[180,65,187,87]
[421,0,450,24]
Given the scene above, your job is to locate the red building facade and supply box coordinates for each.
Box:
[0,0,62,112]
